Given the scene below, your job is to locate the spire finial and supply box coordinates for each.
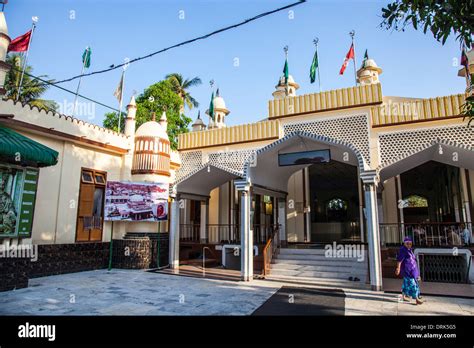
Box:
[284,45,289,58]
[216,88,220,97]
[151,112,156,122]
[197,110,201,119]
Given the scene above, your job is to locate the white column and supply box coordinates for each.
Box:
[278,198,287,247]
[460,169,472,234]
[304,167,311,242]
[362,171,383,291]
[235,180,252,281]
[200,200,208,243]
[169,193,180,270]
[357,170,365,242]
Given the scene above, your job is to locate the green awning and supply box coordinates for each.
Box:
[0,125,59,167]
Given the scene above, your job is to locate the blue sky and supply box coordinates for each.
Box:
[7,0,466,127]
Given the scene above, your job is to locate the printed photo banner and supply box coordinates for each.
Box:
[104,181,169,222]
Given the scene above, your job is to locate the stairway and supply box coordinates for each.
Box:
[266,248,369,287]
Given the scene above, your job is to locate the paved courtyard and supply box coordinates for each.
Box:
[0,269,472,316]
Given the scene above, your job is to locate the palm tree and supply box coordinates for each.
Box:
[165,73,201,113]
[4,54,58,111]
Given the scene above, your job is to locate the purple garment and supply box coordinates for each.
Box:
[397,245,420,279]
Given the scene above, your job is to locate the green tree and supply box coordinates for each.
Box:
[381,1,474,125]
[165,73,201,112]
[5,54,58,111]
[381,1,473,47]
[103,80,192,149]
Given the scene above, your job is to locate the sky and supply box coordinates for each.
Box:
[6,0,466,127]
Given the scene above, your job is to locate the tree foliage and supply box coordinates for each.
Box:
[165,73,202,110]
[4,54,58,111]
[103,79,192,149]
[381,0,474,126]
[381,1,474,47]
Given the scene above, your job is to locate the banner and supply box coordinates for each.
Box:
[104,181,169,221]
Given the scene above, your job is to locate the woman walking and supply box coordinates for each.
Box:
[395,236,425,305]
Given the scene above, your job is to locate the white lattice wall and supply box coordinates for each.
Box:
[175,151,202,182]
[208,149,257,173]
[282,114,371,165]
[378,124,474,166]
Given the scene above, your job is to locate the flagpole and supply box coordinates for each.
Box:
[284,45,289,96]
[16,19,37,102]
[117,69,125,133]
[73,53,87,116]
[350,30,357,86]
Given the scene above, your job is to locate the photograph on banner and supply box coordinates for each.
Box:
[104,181,168,221]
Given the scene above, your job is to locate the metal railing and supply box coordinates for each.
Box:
[179,223,279,245]
[380,222,472,247]
[262,225,281,276]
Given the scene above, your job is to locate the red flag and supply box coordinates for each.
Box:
[339,43,355,75]
[8,30,32,52]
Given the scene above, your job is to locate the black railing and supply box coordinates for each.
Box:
[179,223,279,245]
[380,222,472,247]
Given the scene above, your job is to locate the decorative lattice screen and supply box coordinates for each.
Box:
[378,124,474,166]
[283,114,371,165]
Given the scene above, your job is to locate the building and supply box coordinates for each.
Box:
[171,54,474,290]
[0,8,472,294]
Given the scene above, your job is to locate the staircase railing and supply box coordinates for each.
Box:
[262,225,281,276]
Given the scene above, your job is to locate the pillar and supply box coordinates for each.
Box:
[200,200,208,243]
[235,179,252,281]
[361,171,383,291]
[169,192,180,270]
[304,167,311,242]
[278,197,287,247]
[460,169,473,235]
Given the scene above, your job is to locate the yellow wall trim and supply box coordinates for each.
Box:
[178,119,282,150]
[371,93,467,126]
[268,83,382,119]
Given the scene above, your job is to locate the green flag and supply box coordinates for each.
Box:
[310,50,318,84]
[361,49,369,68]
[283,58,289,84]
[82,47,91,68]
[209,91,214,120]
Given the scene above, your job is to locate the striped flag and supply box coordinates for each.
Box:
[339,43,355,75]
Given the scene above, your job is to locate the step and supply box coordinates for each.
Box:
[273,258,367,269]
[269,268,367,282]
[276,253,365,262]
[279,248,367,256]
[271,263,366,273]
[264,274,370,290]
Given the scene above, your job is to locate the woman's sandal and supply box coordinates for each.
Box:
[416,297,425,305]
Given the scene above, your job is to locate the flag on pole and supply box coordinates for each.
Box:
[310,50,319,84]
[209,91,215,120]
[283,57,289,84]
[8,30,32,52]
[339,43,355,75]
[82,47,91,68]
[113,72,124,103]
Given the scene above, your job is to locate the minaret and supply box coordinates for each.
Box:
[0,12,11,95]
[458,48,474,95]
[191,110,206,131]
[159,110,167,131]
[207,88,230,129]
[357,52,382,85]
[124,95,137,137]
[272,48,299,100]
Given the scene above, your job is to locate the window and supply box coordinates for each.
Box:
[81,170,94,183]
[94,173,106,185]
[76,168,107,242]
[327,198,348,211]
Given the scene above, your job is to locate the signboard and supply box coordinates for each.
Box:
[278,149,330,166]
[104,181,169,222]
[0,165,38,238]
